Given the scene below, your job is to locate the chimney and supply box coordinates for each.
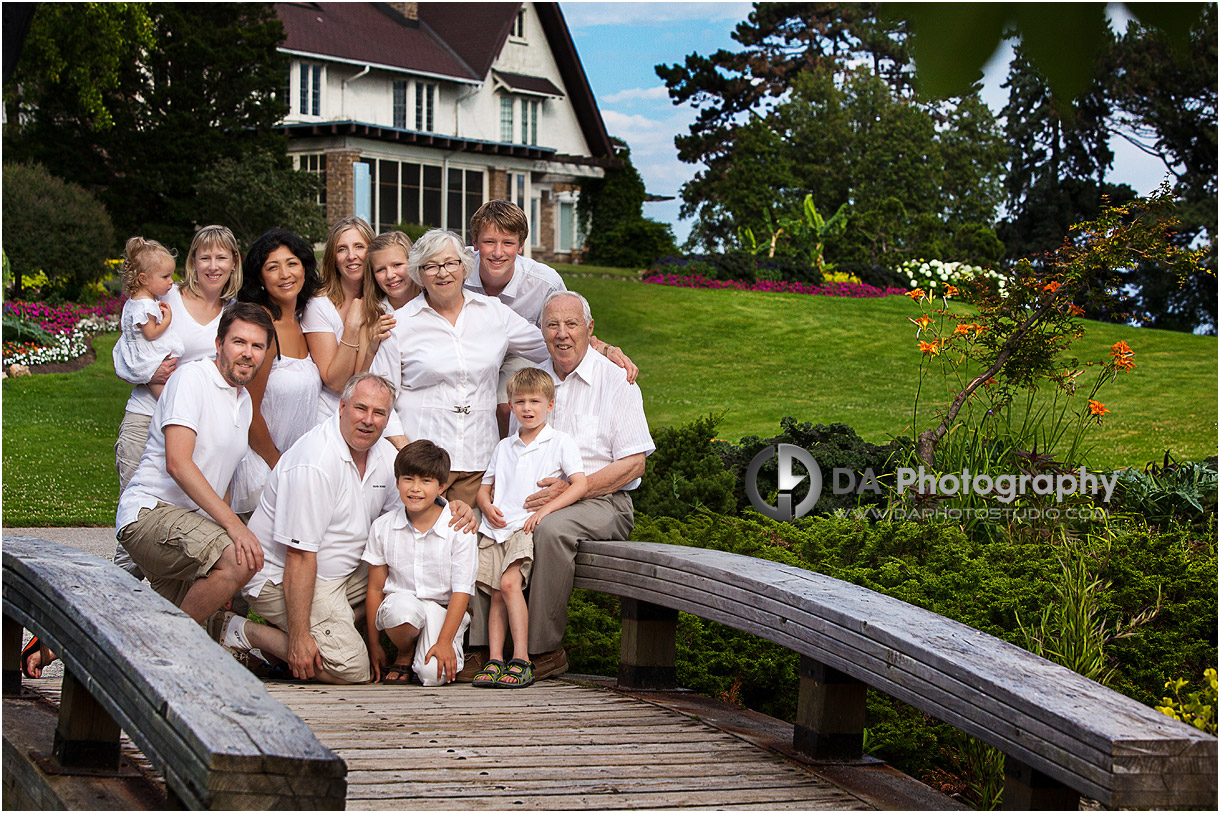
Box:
[389,2,418,20]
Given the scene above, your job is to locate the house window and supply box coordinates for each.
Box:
[557,201,575,252]
[378,160,399,232]
[530,198,541,247]
[415,82,435,132]
[294,153,327,205]
[447,168,485,241]
[393,80,408,129]
[511,8,526,39]
[521,99,539,145]
[500,96,514,143]
[298,62,322,116]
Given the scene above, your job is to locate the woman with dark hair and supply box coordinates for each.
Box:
[229,229,324,513]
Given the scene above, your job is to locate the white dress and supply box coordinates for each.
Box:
[114,297,186,384]
[301,295,345,424]
[228,353,323,514]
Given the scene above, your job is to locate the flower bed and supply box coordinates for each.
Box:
[3,298,123,368]
[642,272,908,298]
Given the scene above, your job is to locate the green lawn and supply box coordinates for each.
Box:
[3,279,1216,525]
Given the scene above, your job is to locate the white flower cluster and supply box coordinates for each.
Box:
[3,315,120,368]
[899,259,1009,292]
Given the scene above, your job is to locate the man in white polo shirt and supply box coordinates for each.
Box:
[116,302,273,623]
[229,373,476,684]
[463,199,638,436]
[463,290,654,681]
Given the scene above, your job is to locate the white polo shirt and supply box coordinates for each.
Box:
[524,350,656,491]
[116,359,251,531]
[465,253,566,327]
[478,424,585,542]
[243,414,400,598]
[362,505,478,604]
[370,289,549,471]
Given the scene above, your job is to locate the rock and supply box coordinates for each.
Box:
[9,364,31,377]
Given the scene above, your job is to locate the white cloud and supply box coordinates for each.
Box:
[560,1,752,30]
[601,85,671,104]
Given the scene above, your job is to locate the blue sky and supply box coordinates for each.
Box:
[559,1,1176,247]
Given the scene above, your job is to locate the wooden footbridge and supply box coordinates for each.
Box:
[4,535,1216,810]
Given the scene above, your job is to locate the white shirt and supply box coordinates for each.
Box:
[243,414,401,598]
[116,359,251,531]
[301,294,345,421]
[479,424,585,542]
[525,350,656,491]
[370,289,549,471]
[464,253,566,327]
[120,286,225,417]
[363,505,478,604]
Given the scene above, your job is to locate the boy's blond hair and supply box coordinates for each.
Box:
[469,199,529,244]
[505,367,555,402]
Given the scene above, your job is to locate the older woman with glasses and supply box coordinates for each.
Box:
[370,228,548,506]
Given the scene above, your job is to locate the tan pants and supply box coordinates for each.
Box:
[445,470,484,509]
[117,503,232,607]
[467,491,635,654]
[114,411,153,578]
[249,564,372,684]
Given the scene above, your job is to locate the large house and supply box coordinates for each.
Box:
[274,1,615,261]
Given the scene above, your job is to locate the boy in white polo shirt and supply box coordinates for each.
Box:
[472,368,588,688]
[364,440,478,686]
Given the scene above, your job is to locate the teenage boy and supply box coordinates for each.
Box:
[464,199,638,436]
[471,368,588,688]
[363,440,478,686]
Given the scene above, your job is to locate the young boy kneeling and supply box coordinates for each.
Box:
[365,440,477,685]
[473,368,588,688]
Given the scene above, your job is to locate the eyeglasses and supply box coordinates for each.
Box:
[420,259,462,276]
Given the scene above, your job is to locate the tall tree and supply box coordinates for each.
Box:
[5,3,292,251]
[579,139,676,268]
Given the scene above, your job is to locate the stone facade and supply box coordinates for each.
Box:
[325,151,361,225]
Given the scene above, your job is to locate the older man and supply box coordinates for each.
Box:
[116,302,273,623]
[226,373,475,684]
[465,290,654,679]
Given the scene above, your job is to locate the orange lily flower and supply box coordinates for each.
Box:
[1067,303,1086,316]
[918,340,940,357]
[906,288,926,301]
[1088,400,1110,416]
[944,285,959,297]
[953,323,973,336]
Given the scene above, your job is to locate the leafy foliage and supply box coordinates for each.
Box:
[1110,454,1218,530]
[633,413,737,520]
[4,2,290,251]
[1156,668,1218,735]
[579,139,676,268]
[194,150,327,246]
[2,311,56,347]
[1,162,115,301]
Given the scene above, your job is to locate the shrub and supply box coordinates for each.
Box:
[392,222,433,243]
[633,414,737,520]
[1110,455,1218,529]
[193,150,327,246]
[2,310,55,346]
[586,218,677,269]
[2,161,115,301]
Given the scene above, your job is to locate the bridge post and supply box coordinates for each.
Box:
[3,615,23,696]
[53,669,122,769]
[793,656,866,760]
[1001,758,1080,810]
[618,598,678,690]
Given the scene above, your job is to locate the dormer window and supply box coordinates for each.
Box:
[298,62,323,117]
[415,81,436,132]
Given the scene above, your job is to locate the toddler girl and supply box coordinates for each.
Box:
[114,237,185,399]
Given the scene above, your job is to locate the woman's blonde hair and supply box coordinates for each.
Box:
[120,236,177,297]
[321,216,376,306]
[360,231,418,337]
[182,225,242,300]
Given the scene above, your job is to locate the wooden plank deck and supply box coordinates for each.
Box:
[265,679,876,810]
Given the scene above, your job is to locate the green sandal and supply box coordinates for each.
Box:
[496,658,535,689]
[472,658,506,688]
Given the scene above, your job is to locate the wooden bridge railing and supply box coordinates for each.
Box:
[573,539,1217,810]
[2,536,346,810]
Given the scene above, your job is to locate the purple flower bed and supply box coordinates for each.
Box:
[642,272,908,298]
[4,297,125,335]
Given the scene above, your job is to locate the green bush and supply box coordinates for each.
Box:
[585,218,677,269]
[392,222,433,243]
[2,161,115,300]
[1110,455,1218,530]
[193,150,327,246]
[2,311,55,346]
[633,413,737,520]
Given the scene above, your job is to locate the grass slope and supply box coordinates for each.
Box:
[2,280,1215,525]
[563,275,1218,470]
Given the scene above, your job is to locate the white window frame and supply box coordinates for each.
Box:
[415,81,436,132]
[500,96,515,143]
[392,80,409,129]
[297,61,324,118]
[555,191,581,253]
[510,7,526,41]
[521,99,539,145]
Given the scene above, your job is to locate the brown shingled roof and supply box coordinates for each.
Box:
[417,2,520,78]
[493,70,564,98]
[275,2,478,80]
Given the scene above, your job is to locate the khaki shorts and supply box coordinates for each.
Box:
[445,470,484,509]
[115,411,153,492]
[476,529,534,594]
[497,354,539,403]
[117,502,232,606]
[249,563,371,684]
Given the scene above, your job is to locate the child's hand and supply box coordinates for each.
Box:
[483,504,507,529]
[159,302,172,324]
[368,639,386,683]
[523,508,548,533]
[424,640,458,684]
